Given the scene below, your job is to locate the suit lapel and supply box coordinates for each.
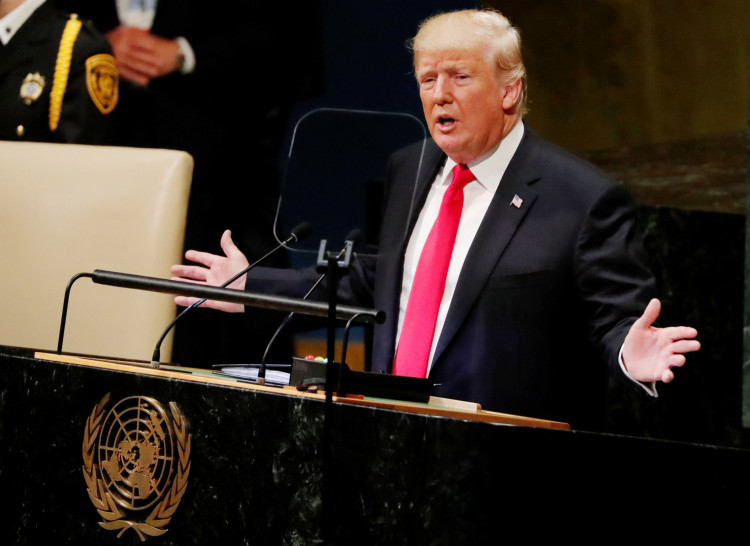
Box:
[431,130,541,367]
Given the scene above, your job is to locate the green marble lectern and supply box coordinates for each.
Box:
[1,345,748,544]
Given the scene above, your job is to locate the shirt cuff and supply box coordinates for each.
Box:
[618,344,658,397]
[175,37,196,74]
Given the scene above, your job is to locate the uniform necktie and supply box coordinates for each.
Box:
[393,164,475,378]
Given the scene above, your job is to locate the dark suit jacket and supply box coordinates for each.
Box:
[371,128,658,428]
[249,127,657,429]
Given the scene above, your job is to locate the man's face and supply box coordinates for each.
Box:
[416,47,514,165]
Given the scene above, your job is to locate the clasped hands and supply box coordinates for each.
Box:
[106,26,182,86]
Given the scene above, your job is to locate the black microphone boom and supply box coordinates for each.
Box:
[56,269,384,363]
[150,222,313,365]
[90,271,382,320]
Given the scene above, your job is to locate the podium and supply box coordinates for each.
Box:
[1,344,749,544]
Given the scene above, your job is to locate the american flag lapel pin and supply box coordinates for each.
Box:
[511,194,523,208]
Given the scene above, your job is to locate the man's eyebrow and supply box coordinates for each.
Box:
[418,62,470,75]
[442,60,476,72]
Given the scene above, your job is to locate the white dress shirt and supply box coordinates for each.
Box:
[0,0,45,45]
[396,121,525,374]
[115,0,156,29]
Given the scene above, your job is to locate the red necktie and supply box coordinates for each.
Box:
[393,164,475,378]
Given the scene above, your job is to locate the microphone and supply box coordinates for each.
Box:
[150,222,312,365]
[55,268,384,359]
[256,229,363,385]
[339,229,363,255]
[342,229,363,243]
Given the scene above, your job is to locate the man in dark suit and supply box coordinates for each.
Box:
[171,9,699,429]
[0,0,118,143]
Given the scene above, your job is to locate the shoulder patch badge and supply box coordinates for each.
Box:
[85,54,119,114]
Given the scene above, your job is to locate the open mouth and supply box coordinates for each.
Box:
[438,117,456,127]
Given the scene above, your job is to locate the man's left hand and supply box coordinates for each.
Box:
[622,298,700,383]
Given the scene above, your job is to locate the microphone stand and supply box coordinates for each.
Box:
[315,238,355,392]
[314,238,355,545]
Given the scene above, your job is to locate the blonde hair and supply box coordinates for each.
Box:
[410,9,527,115]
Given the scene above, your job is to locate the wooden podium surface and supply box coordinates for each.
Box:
[1,345,749,544]
[33,351,569,430]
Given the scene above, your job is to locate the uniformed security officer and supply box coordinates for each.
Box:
[0,0,118,143]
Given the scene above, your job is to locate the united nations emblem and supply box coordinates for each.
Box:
[82,394,191,541]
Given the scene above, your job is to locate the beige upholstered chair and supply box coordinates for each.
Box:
[0,141,192,362]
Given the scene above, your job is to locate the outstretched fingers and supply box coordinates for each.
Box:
[174,295,202,308]
[669,336,701,355]
[633,298,661,330]
[183,248,221,268]
[622,298,701,383]
[170,264,207,282]
[663,325,699,343]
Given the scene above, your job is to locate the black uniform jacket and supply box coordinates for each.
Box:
[0,1,117,143]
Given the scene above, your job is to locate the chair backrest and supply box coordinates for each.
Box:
[0,141,192,362]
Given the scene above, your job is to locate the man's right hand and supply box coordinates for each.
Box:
[170,230,249,313]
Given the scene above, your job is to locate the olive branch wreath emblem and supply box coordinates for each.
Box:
[82,393,191,541]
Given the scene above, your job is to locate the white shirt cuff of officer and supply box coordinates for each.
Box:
[175,36,196,74]
[619,345,658,397]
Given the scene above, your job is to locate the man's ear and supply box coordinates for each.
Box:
[502,78,523,111]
